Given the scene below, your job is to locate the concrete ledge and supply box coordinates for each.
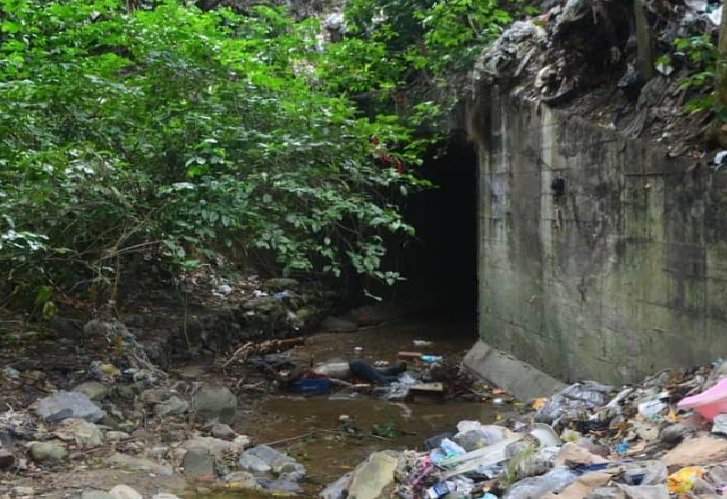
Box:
[464,340,567,401]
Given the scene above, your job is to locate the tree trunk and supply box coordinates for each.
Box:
[634,0,654,81]
[716,4,727,108]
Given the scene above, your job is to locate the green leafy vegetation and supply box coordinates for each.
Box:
[0,0,525,315]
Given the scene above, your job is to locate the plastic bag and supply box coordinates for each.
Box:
[454,422,508,451]
[668,467,705,493]
[503,467,577,499]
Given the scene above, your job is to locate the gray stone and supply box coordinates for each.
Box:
[154,396,189,417]
[105,453,173,476]
[659,423,691,445]
[183,436,241,457]
[28,441,68,462]
[148,446,170,459]
[192,384,237,424]
[115,385,136,400]
[225,471,262,490]
[321,472,353,499]
[11,487,34,497]
[239,453,272,474]
[2,367,20,379]
[109,485,142,499]
[54,419,103,448]
[0,449,15,469]
[464,340,568,402]
[210,423,236,440]
[72,382,110,401]
[81,491,116,499]
[34,392,105,423]
[257,477,302,496]
[106,431,131,442]
[346,452,398,499]
[182,448,215,482]
[240,445,304,479]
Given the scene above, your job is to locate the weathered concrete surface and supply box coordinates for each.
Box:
[473,86,727,384]
[464,340,567,400]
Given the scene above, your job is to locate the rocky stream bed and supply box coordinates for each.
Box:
[4,277,727,499]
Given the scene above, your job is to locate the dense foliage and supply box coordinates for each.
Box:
[0,0,522,315]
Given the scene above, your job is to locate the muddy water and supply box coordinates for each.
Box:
[228,320,506,494]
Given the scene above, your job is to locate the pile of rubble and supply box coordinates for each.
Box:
[473,0,722,150]
[322,361,727,499]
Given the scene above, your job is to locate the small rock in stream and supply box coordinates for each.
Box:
[28,441,68,462]
[239,445,305,480]
[210,423,236,440]
[192,384,237,424]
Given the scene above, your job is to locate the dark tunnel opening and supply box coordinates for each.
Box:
[396,133,479,326]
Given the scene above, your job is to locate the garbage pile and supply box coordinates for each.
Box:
[472,0,722,145]
[322,362,727,499]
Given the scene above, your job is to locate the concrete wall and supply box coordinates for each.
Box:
[474,87,727,384]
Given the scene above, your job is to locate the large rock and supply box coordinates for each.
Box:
[109,486,142,499]
[28,441,68,462]
[347,452,399,499]
[192,384,237,424]
[105,453,173,476]
[72,382,110,401]
[53,419,104,448]
[34,392,105,423]
[182,448,215,482]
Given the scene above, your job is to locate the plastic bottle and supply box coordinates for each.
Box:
[421,355,443,363]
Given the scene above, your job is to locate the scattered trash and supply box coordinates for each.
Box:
[353,346,363,354]
[414,340,433,347]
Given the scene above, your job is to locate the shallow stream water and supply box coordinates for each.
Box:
[213,319,505,497]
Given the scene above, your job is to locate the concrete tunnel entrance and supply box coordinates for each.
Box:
[397,133,479,327]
